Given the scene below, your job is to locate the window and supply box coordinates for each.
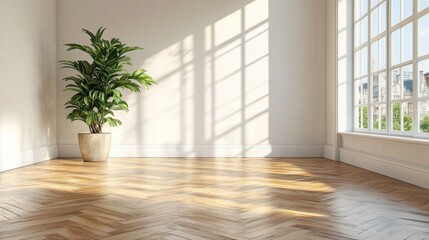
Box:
[354,0,429,137]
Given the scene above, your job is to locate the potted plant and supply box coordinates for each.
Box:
[60,27,156,162]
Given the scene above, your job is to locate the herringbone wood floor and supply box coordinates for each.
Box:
[1,158,429,240]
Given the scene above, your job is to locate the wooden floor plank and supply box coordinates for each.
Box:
[0,157,429,239]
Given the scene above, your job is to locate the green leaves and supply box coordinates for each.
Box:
[60,27,156,133]
[105,117,122,127]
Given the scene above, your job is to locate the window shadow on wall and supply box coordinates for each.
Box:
[122,0,271,157]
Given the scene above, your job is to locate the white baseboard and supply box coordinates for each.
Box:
[58,144,324,158]
[323,144,339,161]
[340,147,429,189]
[0,145,58,172]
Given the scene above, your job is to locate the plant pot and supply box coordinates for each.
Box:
[78,133,112,162]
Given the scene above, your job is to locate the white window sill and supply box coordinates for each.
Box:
[340,132,429,146]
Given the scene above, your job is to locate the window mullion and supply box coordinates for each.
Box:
[413,0,419,136]
[368,0,372,132]
[387,0,392,134]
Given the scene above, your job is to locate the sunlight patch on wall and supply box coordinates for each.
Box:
[214,9,242,47]
[205,0,270,150]
[244,21,269,146]
[136,35,196,145]
[125,0,270,156]
[214,39,242,81]
[245,0,269,30]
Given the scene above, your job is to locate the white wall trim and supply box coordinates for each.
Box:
[58,144,324,158]
[340,147,429,189]
[341,131,429,146]
[323,144,339,161]
[0,145,58,172]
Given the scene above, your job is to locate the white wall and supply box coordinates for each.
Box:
[57,0,327,157]
[0,0,58,171]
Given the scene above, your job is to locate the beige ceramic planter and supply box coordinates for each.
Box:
[78,133,112,162]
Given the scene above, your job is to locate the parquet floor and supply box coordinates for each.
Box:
[1,158,429,240]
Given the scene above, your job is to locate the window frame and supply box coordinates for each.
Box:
[353,0,429,138]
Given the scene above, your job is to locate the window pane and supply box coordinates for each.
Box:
[355,79,362,104]
[379,37,387,70]
[403,0,413,20]
[355,105,368,129]
[355,21,361,47]
[392,102,413,131]
[372,72,387,102]
[380,104,387,129]
[359,105,369,129]
[362,77,368,104]
[371,0,379,8]
[391,29,401,66]
[392,24,413,65]
[370,3,387,37]
[371,8,379,38]
[355,0,369,20]
[403,65,413,99]
[372,104,387,130]
[392,0,413,25]
[420,0,429,11]
[355,50,361,78]
[419,59,429,97]
[373,104,380,129]
[419,100,429,132]
[362,47,368,76]
[355,106,368,129]
[403,23,413,62]
[392,102,401,130]
[372,74,379,102]
[379,72,387,101]
[392,0,401,26]
[419,14,429,57]
[371,41,379,72]
[354,17,368,47]
[392,68,401,100]
[362,0,368,17]
[379,2,386,33]
[403,102,413,131]
[361,17,368,45]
